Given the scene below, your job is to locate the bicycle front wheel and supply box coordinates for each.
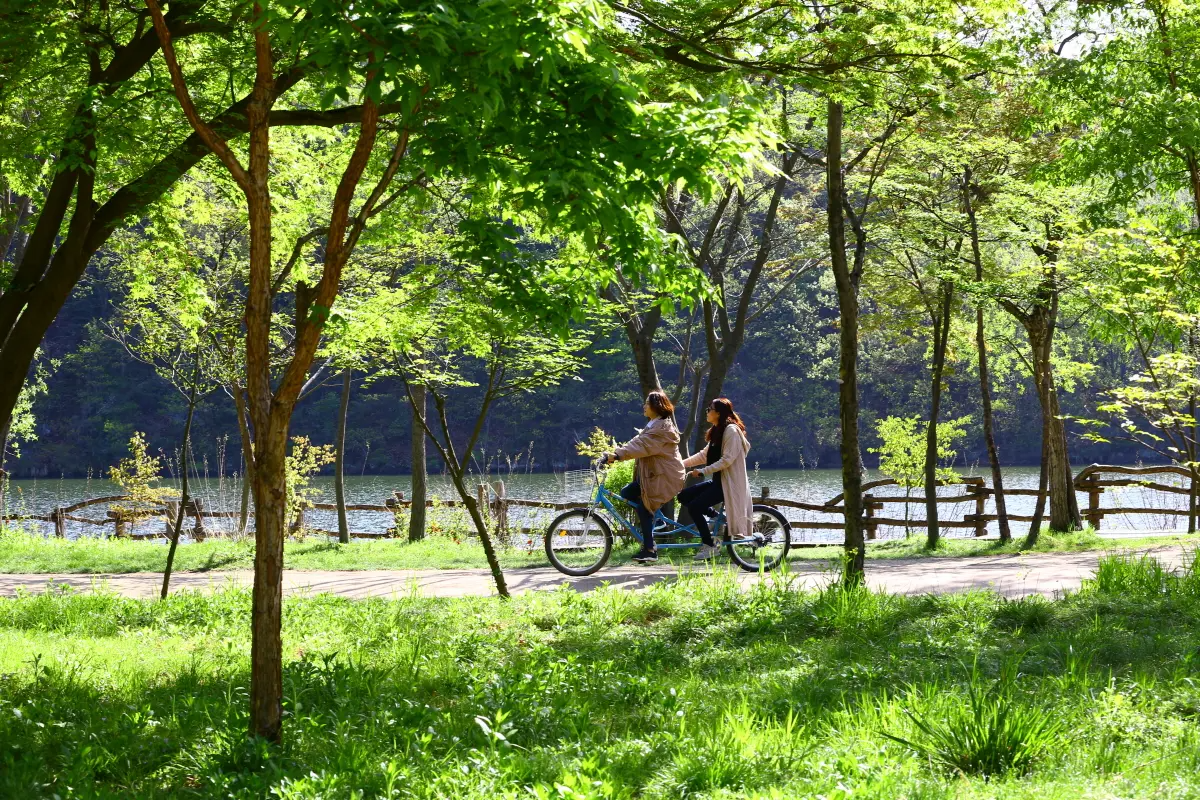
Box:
[545,509,614,576]
[726,505,791,572]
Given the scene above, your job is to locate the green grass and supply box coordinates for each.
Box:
[1,524,1193,575]
[3,551,1200,798]
[0,531,553,573]
[784,527,1195,561]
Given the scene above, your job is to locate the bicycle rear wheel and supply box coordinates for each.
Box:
[726,504,791,572]
[545,509,614,576]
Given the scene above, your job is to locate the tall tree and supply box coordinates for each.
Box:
[615,0,1005,583]
[148,0,765,742]
[0,1,380,445]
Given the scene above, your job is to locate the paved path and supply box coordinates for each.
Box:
[0,545,1191,600]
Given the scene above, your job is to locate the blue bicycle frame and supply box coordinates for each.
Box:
[590,483,754,549]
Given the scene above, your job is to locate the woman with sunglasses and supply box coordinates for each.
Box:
[680,398,752,561]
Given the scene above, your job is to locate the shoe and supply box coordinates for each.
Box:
[632,548,658,563]
[693,542,720,561]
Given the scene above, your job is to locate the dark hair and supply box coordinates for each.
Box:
[645,390,675,419]
[705,397,746,443]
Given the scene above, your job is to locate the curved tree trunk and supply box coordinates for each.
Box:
[408,383,428,542]
[162,364,200,599]
[334,370,351,544]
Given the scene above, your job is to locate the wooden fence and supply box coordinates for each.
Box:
[3,463,1196,541]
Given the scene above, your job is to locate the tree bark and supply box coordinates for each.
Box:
[1031,327,1081,532]
[334,370,351,544]
[249,422,288,742]
[924,281,953,549]
[408,383,428,542]
[826,100,866,586]
[1000,254,1080,537]
[162,364,200,599]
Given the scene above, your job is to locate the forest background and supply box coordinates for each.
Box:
[6,267,1133,480]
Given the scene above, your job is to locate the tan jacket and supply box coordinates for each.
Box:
[614,417,686,513]
[684,425,753,540]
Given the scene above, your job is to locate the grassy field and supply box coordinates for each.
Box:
[0,523,1193,575]
[3,552,1200,798]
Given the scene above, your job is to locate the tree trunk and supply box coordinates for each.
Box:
[826,99,865,586]
[162,365,200,599]
[925,281,953,549]
[1032,331,1081,532]
[963,169,1011,542]
[628,321,663,399]
[0,415,10,521]
[408,383,428,542]
[1027,420,1049,545]
[334,370,351,544]
[233,384,255,536]
[239,466,252,535]
[249,421,288,743]
[457,480,509,598]
[977,307,1011,542]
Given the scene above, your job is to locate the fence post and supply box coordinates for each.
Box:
[475,482,489,525]
[53,508,66,538]
[191,499,208,541]
[1085,479,1104,531]
[972,479,987,537]
[761,486,770,501]
[864,493,878,540]
[164,501,179,537]
[492,480,508,540]
[107,509,128,539]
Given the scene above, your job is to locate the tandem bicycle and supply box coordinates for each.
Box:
[543,463,792,576]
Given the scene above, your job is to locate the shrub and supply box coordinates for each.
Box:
[884,667,1064,777]
[994,595,1056,632]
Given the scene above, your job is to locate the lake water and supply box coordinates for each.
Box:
[4,466,1195,545]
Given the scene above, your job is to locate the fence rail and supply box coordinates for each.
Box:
[3,463,1196,542]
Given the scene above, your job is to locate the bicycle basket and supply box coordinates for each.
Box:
[556,469,598,501]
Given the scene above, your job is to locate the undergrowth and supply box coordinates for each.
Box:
[2,551,1200,797]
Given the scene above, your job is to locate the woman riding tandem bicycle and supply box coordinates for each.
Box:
[543,393,791,576]
[604,391,686,563]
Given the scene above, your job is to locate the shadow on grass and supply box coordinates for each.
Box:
[4,554,1200,796]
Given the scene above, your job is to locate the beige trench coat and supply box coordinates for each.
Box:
[613,417,686,513]
[683,425,753,540]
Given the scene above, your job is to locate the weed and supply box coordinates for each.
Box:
[883,664,1065,778]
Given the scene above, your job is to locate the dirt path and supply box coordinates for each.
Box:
[0,546,1190,600]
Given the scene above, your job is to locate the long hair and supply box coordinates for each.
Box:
[645,390,675,419]
[705,397,746,444]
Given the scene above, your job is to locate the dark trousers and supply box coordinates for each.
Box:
[619,482,656,551]
[679,479,724,545]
